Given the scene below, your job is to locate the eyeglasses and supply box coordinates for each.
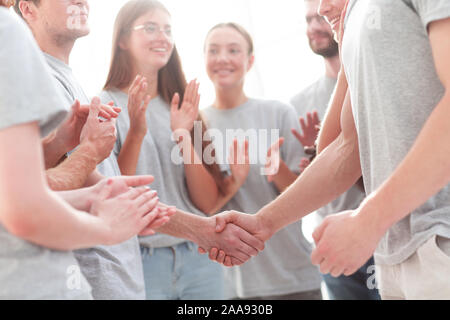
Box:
[133,23,173,39]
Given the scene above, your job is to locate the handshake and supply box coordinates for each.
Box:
[196,211,274,267]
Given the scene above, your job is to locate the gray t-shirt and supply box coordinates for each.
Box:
[342,0,450,265]
[44,55,145,300]
[0,8,91,299]
[291,76,365,221]
[202,98,321,298]
[100,90,205,248]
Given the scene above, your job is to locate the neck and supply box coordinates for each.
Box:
[124,66,159,98]
[34,31,75,65]
[324,54,340,79]
[213,84,248,110]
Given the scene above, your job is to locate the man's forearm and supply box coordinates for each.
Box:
[41,130,69,169]
[258,133,361,236]
[46,143,98,191]
[155,203,209,243]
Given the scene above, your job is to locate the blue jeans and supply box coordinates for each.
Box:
[322,257,381,300]
[140,242,224,300]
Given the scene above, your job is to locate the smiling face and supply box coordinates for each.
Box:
[318,0,347,37]
[305,0,338,57]
[122,8,174,74]
[204,26,254,90]
[32,0,90,42]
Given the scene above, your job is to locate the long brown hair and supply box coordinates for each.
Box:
[104,0,227,195]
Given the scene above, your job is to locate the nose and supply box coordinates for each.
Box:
[217,50,230,63]
[318,0,330,17]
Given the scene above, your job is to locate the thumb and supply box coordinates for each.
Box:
[88,97,102,122]
[99,179,114,201]
[71,99,81,113]
[277,137,285,149]
[312,219,328,244]
[215,212,236,233]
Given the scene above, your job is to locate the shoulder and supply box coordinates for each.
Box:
[251,98,294,114]
[290,78,323,107]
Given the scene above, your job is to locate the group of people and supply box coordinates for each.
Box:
[0,0,449,301]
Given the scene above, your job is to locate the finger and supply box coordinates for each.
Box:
[291,128,304,144]
[312,219,328,244]
[135,189,157,206]
[137,194,159,216]
[312,111,320,126]
[141,95,152,113]
[99,104,119,119]
[209,247,219,260]
[310,246,324,266]
[216,250,226,264]
[145,215,170,230]
[121,186,150,201]
[306,112,314,127]
[139,206,161,230]
[194,90,201,111]
[230,256,245,266]
[244,139,249,160]
[185,80,195,104]
[88,97,102,122]
[120,175,154,188]
[238,230,265,252]
[224,256,233,267]
[198,247,207,254]
[215,213,234,233]
[299,117,307,133]
[319,258,333,275]
[171,93,180,113]
[330,266,345,278]
[71,99,81,114]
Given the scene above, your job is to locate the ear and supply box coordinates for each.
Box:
[19,0,37,22]
[247,54,255,72]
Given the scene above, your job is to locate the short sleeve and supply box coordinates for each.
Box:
[279,104,307,174]
[409,0,450,28]
[0,10,67,137]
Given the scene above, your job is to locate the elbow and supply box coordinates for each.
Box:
[1,208,39,240]
[0,191,46,241]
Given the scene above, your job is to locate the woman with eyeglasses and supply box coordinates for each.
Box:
[199,22,323,300]
[100,0,250,300]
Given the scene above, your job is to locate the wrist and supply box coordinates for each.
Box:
[78,141,102,165]
[355,193,392,239]
[255,209,276,241]
[129,126,147,139]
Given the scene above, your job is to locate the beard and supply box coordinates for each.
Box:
[309,32,339,58]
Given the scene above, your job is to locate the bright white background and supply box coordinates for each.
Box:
[71,0,325,244]
[71,0,325,107]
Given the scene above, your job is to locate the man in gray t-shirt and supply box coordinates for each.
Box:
[290,0,378,300]
[210,0,450,300]
[15,0,147,299]
[0,7,92,299]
